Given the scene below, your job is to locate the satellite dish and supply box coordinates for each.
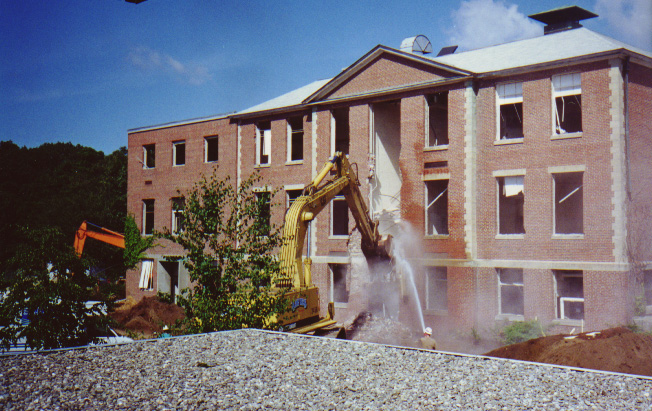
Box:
[400,35,433,55]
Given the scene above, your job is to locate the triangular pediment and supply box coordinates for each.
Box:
[305,46,471,103]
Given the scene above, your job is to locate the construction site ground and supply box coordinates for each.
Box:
[110,298,652,377]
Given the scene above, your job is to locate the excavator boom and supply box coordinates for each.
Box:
[74,221,125,258]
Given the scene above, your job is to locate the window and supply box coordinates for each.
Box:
[254,191,271,235]
[171,197,185,234]
[142,199,155,235]
[256,121,271,165]
[496,82,523,140]
[498,268,524,315]
[555,270,583,320]
[172,141,186,166]
[138,259,154,290]
[497,175,525,235]
[330,264,349,304]
[331,195,349,236]
[205,136,218,163]
[553,172,583,234]
[644,271,652,307]
[286,189,303,210]
[425,179,448,235]
[143,144,155,169]
[332,108,349,154]
[426,92,449,146]
[552,73,582,135]
[425,267,447,311]
[287,116,304,162]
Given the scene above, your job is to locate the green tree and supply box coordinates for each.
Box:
[123,214,156,270]
[161,172,289,334]
[0,226,111,351]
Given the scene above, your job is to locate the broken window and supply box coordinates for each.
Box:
[555,270,584,320]
[427,92,449,146]
[425,179,448,235]
[142,199,155,235]
[332,108,349,154]
[496,82,523,140]
[553,172,583,234]
[172,141,185,166]
[256,121,271,165]
[171,197,185,234]
[254,191,271,236]
[205,136,218,163]
[143,144,155,169]
[425,267,448,311]
[138,259,154,290]
[552,73,582,134]
[330,264,349,304]
[286,189,303,210]
[497,175,525,235]
[331,195,349,236]
[498,268,524,315]
[287,116,304,162]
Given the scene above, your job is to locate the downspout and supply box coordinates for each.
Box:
[623,56,631,200]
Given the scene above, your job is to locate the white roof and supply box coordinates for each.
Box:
[431,28,651,74]
[237,78,331,115]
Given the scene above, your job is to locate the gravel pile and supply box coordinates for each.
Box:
[1,329,651,410]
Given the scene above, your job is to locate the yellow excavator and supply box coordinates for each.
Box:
[274,152,391,334]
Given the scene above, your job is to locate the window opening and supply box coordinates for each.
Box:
[288,116,304,162]
[332,108,349,154]
[330,264,349,304]
[331,195,349,236]
[172,141,186,166]
[497,82,523,140]
[554,172,583,234]
[644,271,652,307]
[499,268,524,315]
[142,199,155,235]
[254,191,271,235]
[256,121,271,165]
[138,259,154,290]
[553,73,582,134]
[205,136,218,163]
[555,270,584,320]
[160,261,179,303]
[425,180,448,235]
[427,92,449,146]
[171,197,185,234]
[426,267,448,311]
[498,176,525,234]
[143,144,156,169]
[286,189,303,209]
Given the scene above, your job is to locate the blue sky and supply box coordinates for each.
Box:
[1,0,650,154]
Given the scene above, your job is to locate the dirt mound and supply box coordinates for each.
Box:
[485,327,652,376]
[345,312,418,347]
[110,296,185,337]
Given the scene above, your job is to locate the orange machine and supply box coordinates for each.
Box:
[74,221,125,258]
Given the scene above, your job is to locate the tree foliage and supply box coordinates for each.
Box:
[162,172,289,334]
[123,214,156,270]
[0,226,111,351]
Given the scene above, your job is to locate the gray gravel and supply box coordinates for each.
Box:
[1,329,651,410]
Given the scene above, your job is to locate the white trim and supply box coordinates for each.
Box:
[422,173,450,181]
[492,169,526,177]
[463,81,478,259]
[548,165,586,173]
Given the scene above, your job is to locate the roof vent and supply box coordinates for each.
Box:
[528,6,598,35]
[436,45,458,57]
[400,35,433,55]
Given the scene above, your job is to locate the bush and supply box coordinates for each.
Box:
[499,320,546,346]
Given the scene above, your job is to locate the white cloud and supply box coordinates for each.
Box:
[595,0,652,51]
[128,46,212,85]
[446,0,542,51]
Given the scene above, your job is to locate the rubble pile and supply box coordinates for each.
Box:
[345,312,418,347]
[109,296,185,337]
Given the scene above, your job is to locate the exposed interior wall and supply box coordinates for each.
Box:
[372,100,402,234]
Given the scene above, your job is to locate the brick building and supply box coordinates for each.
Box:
[126,7,652,336]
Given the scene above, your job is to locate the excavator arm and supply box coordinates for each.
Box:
[74,221,125,258]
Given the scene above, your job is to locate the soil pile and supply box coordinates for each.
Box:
[110,296,185,337]
[485,327,652,376]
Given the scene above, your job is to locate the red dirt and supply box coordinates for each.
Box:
[110,296,186,337]
[484,327,652,376]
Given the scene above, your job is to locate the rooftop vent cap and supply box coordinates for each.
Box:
[400,35,433,55]
[437,45,458,57]
[528,6,598,35]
